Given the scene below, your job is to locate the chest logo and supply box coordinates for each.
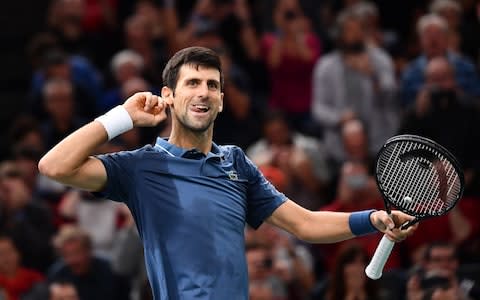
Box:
[226,170,239,181]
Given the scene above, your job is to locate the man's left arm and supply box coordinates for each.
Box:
[266,199,417,243]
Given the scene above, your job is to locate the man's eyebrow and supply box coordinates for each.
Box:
[207,79,220,85]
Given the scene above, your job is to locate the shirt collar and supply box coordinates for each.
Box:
[154,137,224,160]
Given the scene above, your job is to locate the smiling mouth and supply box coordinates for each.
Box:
[191,104,210,113]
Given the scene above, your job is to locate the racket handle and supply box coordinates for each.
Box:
[365,234,395,280]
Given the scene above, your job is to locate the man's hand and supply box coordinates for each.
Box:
[123,92,171,127]
[370,210,418,242]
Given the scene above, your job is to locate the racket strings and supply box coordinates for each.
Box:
[378,141,461,216]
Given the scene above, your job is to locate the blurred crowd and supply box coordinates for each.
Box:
[1,0,480,299]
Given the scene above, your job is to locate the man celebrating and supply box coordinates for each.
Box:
[39,46,416,299]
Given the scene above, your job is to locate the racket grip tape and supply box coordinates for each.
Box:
[365,234,395,280]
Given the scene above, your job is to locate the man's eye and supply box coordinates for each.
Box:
[208,82,219,90]
[188,80,198,86]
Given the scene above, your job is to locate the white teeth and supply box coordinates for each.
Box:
[192,104,209,111]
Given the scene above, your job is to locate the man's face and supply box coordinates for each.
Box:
[426,60,455,90]
[60,239,91,275]
[426,246,458,277]
[420,24,448,58]
[164,64,223,133]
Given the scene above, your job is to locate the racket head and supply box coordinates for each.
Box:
[375,134,464,220]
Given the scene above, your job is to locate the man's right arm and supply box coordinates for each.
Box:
[38,92,169,192]
[38,121,109,192]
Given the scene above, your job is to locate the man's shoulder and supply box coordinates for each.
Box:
[218,144,244,157]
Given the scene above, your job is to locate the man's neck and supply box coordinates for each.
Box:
[168,125,213,155]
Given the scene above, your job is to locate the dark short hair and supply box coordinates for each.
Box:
[162,46,223,92]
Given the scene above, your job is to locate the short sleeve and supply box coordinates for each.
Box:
[94,149,141,204]
[242,153,287,229]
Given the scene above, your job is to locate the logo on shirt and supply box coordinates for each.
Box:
[226,170,239,181]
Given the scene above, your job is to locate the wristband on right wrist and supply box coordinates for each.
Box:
[95,105,133,140]
[349,209,378,236]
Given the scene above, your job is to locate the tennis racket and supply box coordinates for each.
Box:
[365,134,464,280]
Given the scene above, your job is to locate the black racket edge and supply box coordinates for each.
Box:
[374,134,465,229]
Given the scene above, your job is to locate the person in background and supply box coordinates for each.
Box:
[400,13,480,107]
[324,243,380,300]
[0,235,44,300]
[406,241,480,300]
[246,241,287,300]
[0,161,55,273]
[100,50,145,112]
[312,8,398,165]
[429,0,463,54]
[247,110,330,210]
[213,46,261,150]
[399,56,480,197]
[40,78,88,151]
[261,0,321,135]
[48,225,129,300]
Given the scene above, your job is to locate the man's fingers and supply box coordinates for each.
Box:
[143,92,154,111]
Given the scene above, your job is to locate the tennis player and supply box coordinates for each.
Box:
[39,46,416,300]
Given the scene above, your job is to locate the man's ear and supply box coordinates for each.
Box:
[161,86,174,106]
[219,92,224,112]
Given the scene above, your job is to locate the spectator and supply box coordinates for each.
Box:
[247,110,330,209]
[48,225,128,300]
[246,242,287,300]
[40,78,88,150]
[340,119,374,170]
[311,8,398,165]
[45,0,119,68]
[248,223,315,300]
[110,204,146,300]
[0,161,55,272]
[213,46,261,150]
[350,1,399,52]
[101,50,145,112]
[123,14,167,86]
[29,48,101,120]
[7,117,67,208]
[398,56,480,197]
[58,190,122,261]
[7,116,45,157]
[400,13,480,107]
[429,0,463,54]
[260,0,321,134]
[0,235,44,300]
[324,243,380,300]
[407,241,480,300]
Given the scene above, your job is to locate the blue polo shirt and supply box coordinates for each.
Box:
[96,138,287,300]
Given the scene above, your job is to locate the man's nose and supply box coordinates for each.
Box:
[197,82,209,98]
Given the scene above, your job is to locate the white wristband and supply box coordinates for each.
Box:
[95,105,134,140]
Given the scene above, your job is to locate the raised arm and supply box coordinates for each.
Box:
[38,92,169,191]
[267,200,417,243]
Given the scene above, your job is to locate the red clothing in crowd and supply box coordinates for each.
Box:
[261,32,321,114]
[0,268,44,300]
[403,196,480,255]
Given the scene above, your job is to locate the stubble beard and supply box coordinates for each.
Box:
[175,110,217,134]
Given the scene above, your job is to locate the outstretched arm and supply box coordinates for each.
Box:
[38,92,169,191]
[266,200,417,243]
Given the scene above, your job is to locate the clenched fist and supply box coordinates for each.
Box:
[123,92,172,127]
